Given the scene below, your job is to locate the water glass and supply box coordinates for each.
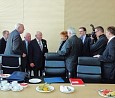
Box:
[0,70,3,82]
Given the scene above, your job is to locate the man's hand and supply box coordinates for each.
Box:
[22,53,26,57]
[30,63,35,67]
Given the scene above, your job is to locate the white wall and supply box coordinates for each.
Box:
[0,0,64,52]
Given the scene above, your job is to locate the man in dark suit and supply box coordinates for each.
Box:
[94,26,115,83]
[4,23,26,57]
[79,27,91,56]
[21,33,31,72]
[0,30,9,54]
[28,31,48,76]
[57,27,83,78]
[90,26,108,56]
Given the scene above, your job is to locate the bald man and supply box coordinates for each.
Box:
[28,31,48,76]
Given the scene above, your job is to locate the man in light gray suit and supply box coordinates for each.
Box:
[4,23,26,58]
[57,27,83,78]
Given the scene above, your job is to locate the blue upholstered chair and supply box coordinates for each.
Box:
[77,57,102,83]
[44,53,66,77]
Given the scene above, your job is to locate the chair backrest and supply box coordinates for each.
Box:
[77,57,102,83]
[44,53,66,77]
[0,54,21,74]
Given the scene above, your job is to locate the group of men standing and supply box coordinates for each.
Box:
[57,26,115,83]
[1,23,48,77]
[0,23,115,83]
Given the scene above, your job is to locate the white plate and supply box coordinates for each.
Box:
[98,90,108,97]
[36,86,54,92]
[98,89,115,98]
[60,86,74,93]
[29,78,41,83]
[0,74,10,78]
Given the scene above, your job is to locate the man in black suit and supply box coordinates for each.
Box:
[57,27,83,78]
[94,26,115,83]
[21,33,31,72]
[79,27,91,56]
[28,31,48,76]
[90,26,108,56]
[0,30,9,54]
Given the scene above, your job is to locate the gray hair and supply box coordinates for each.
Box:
[15,23,23,30]
[2,30,9,36]
[67,27,76,36]
[35,31,42,36]
[24,32,31,37]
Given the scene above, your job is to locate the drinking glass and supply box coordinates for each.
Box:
[0,70,3,82]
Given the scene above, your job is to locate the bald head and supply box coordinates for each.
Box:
[35,31,42,40]
[15,23,25,34]
[24,33,31,42]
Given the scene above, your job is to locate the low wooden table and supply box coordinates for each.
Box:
[0,83,115,98]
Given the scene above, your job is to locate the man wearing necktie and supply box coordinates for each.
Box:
[22,33,31,72]
[79,27,91,56]
[29,31,48,76]
[38,40,43,51]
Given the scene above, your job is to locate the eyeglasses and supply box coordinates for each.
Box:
[79,31,84,32]
[95,30,99,33]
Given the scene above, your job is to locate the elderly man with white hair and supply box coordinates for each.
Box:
[57,27,83,78]
[28,31,48,76]
[21,33,31,72]
[4,23,26,58]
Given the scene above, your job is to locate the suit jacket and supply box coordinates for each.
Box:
[28,38,48,68]
[58,40,66,51]
[99,37,115,80]
[82,36,91,56]
[21,40,29,71]
[4,30,23,55]
[22,40,28,55]
[57,35,83,72]
[90,34,108,56]
[0,37,7,54]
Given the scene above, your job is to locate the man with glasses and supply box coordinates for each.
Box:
[90,26,108,56]
[94,26,115,83]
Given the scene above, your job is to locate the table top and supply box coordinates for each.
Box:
[0,83,115,98]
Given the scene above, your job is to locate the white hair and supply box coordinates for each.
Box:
[24,32,31,37]
[15,23,23,30]
[67,27,76,36]
[35,31,42,36]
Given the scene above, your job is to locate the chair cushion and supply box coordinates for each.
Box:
[45,61,65,68]
[45,52,65,61]
[78,57,101,66]
[77,65,101,75]
[45,68,66,76]
[77,73,101,83]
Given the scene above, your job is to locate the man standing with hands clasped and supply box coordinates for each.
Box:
[29,31,48,76]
